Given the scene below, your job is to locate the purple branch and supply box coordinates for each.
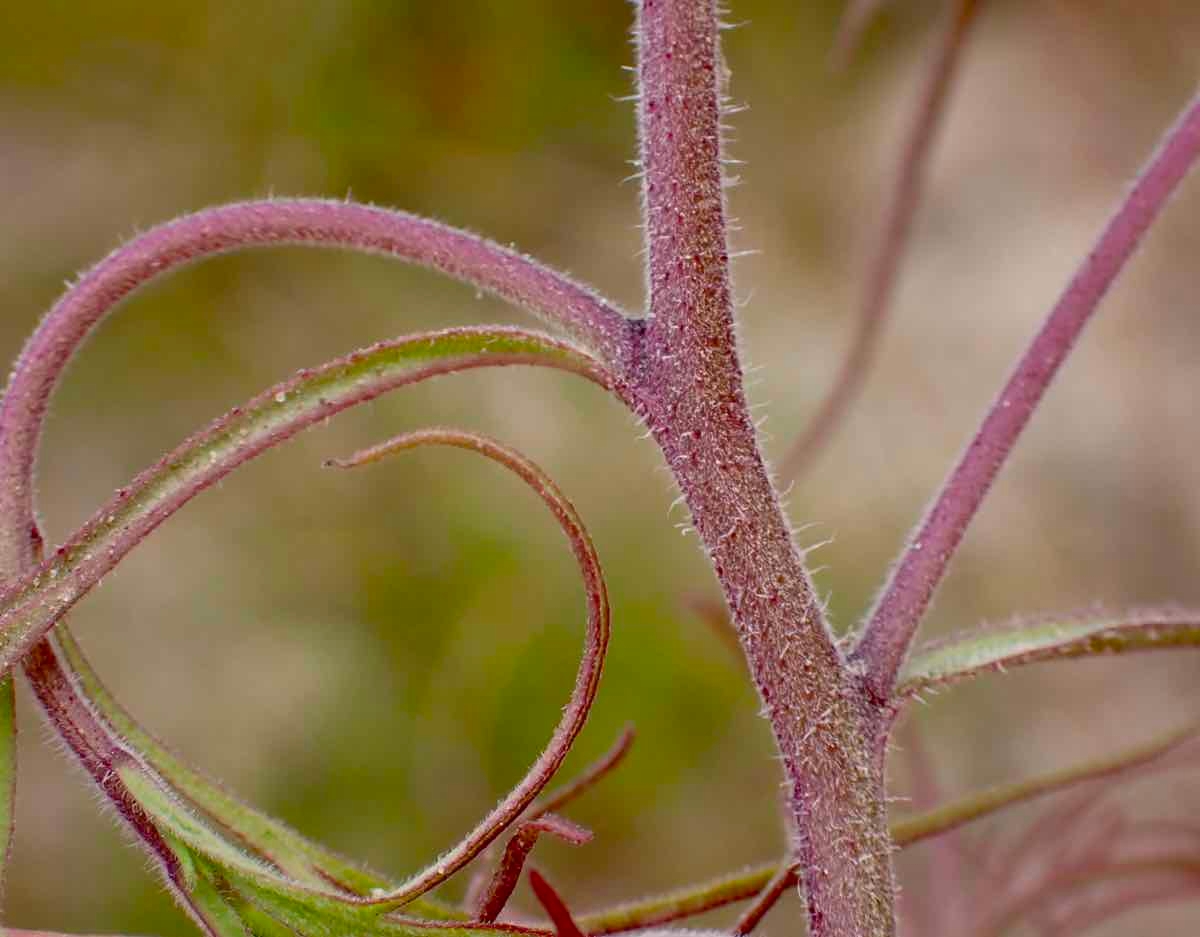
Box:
[732,862,799,936]
[0,198,633,577]
[21,639,221,936]
[853,91,1200,703]
[530,725,635,819]
[781,0,982,483]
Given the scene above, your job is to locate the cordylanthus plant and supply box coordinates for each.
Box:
[2,2,1199,936]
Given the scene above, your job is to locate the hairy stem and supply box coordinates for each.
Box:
[0,196,628,917]
[631,2,895,933]
[853,90,1200,701]
[0,198,633,577]
[21,638,224,935]
[781,0,982,482]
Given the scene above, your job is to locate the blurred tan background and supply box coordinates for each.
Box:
[2,1,1200,934]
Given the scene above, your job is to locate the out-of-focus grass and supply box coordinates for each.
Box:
[2,2,1200,935]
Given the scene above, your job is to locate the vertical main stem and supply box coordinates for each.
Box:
[631,2,896,933]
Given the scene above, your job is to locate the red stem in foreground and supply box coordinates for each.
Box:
[853,91,1200,702]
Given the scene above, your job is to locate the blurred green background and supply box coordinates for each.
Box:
[2,1,1200,934]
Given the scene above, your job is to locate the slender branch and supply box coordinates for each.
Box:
[577,720,1200,934]
[0,198,633,577]
[732,862,798,935]
[853,91,1200,701]
[576,860,780,934]
[529,726,635,819]
[780,0,982,483]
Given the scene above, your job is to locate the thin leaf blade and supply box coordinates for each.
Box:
[899,610,1200,697]
[0,326,605,675]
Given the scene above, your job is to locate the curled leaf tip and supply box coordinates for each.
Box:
[475,815,593,923]
[328,426,610,908]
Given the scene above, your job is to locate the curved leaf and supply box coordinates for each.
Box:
[0,326,606,675]
[0,199,634,574]
[899,610,1200,697]
[125,767,543,937]
[53,627,401,898]
[0,326,603,928]
[325,427,610,905]
[26,406,609,934]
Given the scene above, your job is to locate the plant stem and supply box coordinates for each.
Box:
[631,2,895,933]
[0,198,633,577]
[853,90,1200,702]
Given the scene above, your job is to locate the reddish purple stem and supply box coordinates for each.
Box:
[853,91,1200,702]
[0,198,632,576]
[21,638,222,935]
[632,4,894,935]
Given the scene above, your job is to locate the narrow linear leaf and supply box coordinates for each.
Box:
[0,326,606,674]
[54,628,401,899]
[576,862,779,934]
[325,427,610,906]
[47,404,609,933]
[899,610,1200,697]
[124,765,519,937]
[0,327,601,933]
[167,835,254,937]
[529,725,634,819]
[475,815,592,922]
